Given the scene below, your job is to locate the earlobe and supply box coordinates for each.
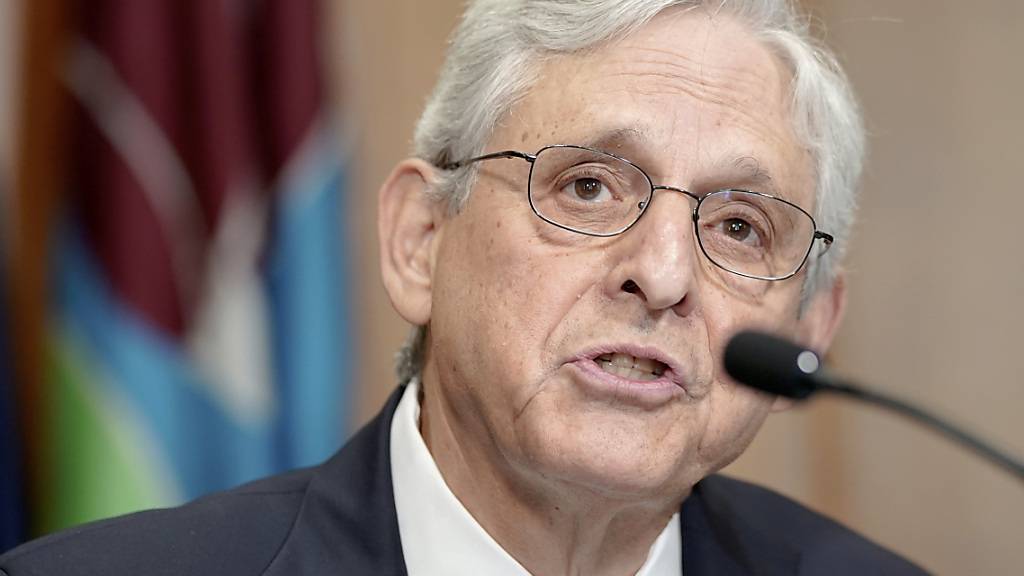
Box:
[770,396,795,413]
[378,158,444,326]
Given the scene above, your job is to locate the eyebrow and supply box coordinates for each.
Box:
[571,128,784,197]
[576,126,651,156]
[714,154,782,197]
[730,155,775,187]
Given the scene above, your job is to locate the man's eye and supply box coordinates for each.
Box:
[719,217,763,246]
[562,177,611,202]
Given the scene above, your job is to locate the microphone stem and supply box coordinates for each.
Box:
[819,380,1024,483]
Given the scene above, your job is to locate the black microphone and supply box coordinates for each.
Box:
[724,330,1024,483]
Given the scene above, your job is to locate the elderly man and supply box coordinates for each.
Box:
[1,1,927,575]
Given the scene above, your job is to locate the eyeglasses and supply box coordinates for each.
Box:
[442,144,833,281]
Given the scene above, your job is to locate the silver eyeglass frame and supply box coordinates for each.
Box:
[442,144,833,281]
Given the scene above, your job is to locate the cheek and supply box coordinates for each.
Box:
[692,285,802,466]
[433,204,587,381]
[697,387,773,470]
[701,284,802,358]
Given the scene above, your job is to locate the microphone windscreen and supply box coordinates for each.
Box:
[724,330,820,399]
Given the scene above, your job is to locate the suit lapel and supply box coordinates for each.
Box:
[680,478,801,576]
[263,386,409,576]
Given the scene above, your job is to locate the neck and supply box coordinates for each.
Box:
[417,375,682,576]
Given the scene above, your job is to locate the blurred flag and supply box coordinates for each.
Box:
[16,0,350,533]
[1,231,26,552]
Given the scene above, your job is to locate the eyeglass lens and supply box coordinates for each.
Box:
[527,145,816,280]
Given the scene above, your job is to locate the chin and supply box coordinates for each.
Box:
[513,412,699,502]
[543,451,695,503]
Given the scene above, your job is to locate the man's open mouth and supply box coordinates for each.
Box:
[594,353,668,381]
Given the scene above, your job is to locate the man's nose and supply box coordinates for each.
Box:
[603,192,699,316]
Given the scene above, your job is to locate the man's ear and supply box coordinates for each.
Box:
[771,271,848,413]
[378,158,444,327]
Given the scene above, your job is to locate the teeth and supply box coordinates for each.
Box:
[594,353,668,381]
[633,356,665,376]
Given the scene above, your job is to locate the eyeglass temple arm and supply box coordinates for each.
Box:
[441,150,536,171]
[814,230,835,254]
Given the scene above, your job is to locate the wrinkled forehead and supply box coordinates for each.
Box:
[493,8,813,205]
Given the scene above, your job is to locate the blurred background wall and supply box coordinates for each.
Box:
[3,1,1023,573]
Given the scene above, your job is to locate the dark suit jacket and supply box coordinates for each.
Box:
[0,385,927,575]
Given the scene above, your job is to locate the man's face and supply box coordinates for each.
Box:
[421,10,829,501]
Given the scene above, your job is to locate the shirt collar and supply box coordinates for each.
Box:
[390,380,683,575]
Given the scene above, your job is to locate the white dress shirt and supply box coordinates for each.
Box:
[390,380,682,576]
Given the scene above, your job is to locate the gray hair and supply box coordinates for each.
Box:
[397,0,865,384]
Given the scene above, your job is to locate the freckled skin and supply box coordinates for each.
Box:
[417,8,823,576]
